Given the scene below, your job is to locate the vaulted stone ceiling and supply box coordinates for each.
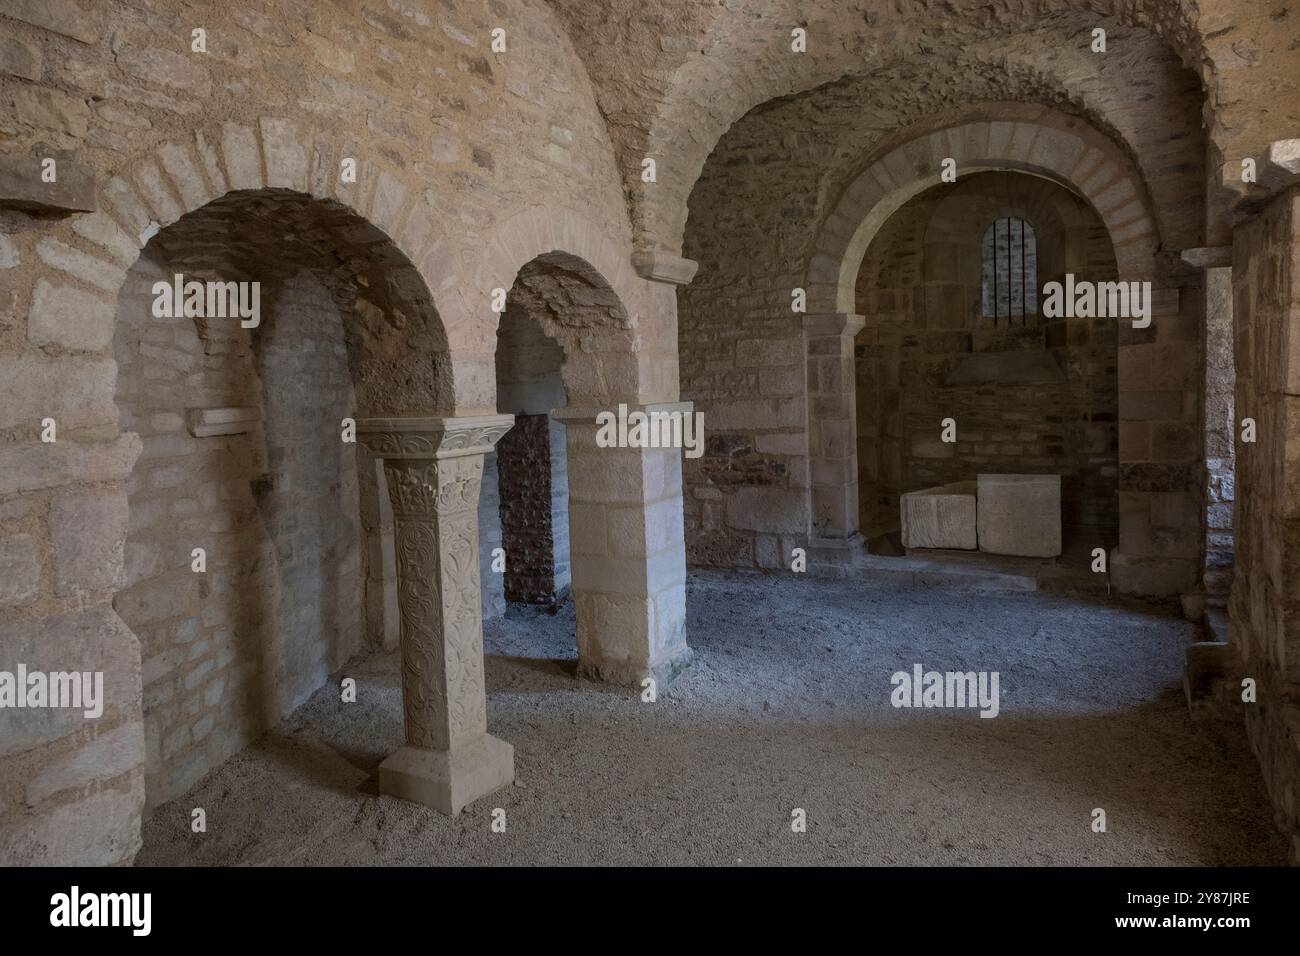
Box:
[683,15,1205,265]
[544,0,1300,253]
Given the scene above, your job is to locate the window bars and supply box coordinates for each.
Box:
[980,217,1036,326]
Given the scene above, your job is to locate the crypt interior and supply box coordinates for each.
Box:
[1,0,1299,866]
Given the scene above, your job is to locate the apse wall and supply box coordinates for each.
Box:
[853,172,1120,547]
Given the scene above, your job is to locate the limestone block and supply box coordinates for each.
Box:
[2,85,90,140]
[186,406,260,437]
[1,0,100,44]
[0,532,40,606]
[157,143,211,211]
[220,122,262,191]
[379,734,513,816]
[0,355,116,430]
[0,775,143,867]
[977,474,1061,557]
[0,607,141,759]
[901,481,977,550]
[28,280,115,350]
[36,237,123,292]
[0,34,42,81]
[0,434,140,497]
[24,721,145,804]
[50,491,128,595]
[260,118,310,191]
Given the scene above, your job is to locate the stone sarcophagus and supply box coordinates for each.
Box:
[976,473,1061,558]
[900,481,977,550]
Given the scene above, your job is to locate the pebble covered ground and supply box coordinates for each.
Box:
[137,571,1287,866]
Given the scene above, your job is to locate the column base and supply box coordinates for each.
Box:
[1109,550,1198,597]
[805,532,866,578]
[577,644,694,690]
[379,734,514,815]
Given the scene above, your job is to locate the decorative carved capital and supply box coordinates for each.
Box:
[383,456,483,519]
[355,414,514,461]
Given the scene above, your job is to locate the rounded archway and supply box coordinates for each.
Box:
[480,246,691,686]
[853,170,1120,561]
[111,187,450,807]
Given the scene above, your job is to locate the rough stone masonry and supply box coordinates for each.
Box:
[0,0,1299,866]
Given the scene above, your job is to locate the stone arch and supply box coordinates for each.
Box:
[803,115,1197,596]
[920,171,1093,317]
[444,205,644,414]
[475,226,690,685]
[91,119,457,407]
[96,122,458,806]
[853,171,1121,552]
[625,5,1204,258]
[807,111,1162,316]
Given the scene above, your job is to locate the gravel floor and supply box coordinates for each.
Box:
[136,571,1288,866]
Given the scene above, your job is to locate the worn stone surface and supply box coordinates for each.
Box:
[1231,187,1300,861]
[900,481,977,551]
[0,532,40,606]
[977,474,1062,558]
[851,173,1119,547]
[0,0,1298,867]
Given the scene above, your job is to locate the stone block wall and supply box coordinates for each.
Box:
[0,0,639,864]
[498,414,566,603]
[853,172,1120,548]
[112,252,362,809]
[493,298,571,606]
[1230,185,1300,860]
[679,230,810,569]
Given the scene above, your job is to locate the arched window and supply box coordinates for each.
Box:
[980,217,1037,324]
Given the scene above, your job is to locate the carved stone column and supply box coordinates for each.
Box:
[356,414,515,815]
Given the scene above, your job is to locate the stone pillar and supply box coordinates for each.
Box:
[1111,284,1201,597]
[553,403,692,687]
[355,414,515,815]
[803,312,866,565]
[1180,247,1237,610]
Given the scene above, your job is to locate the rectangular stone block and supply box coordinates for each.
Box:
[186,406,260,437]
[0,607,142,759]
[50,491,128,595]
[2,0,100,44]
[0,776,143,867]
[977,473,1061,557]
[901,481,977,550]
[28,279,114,351]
